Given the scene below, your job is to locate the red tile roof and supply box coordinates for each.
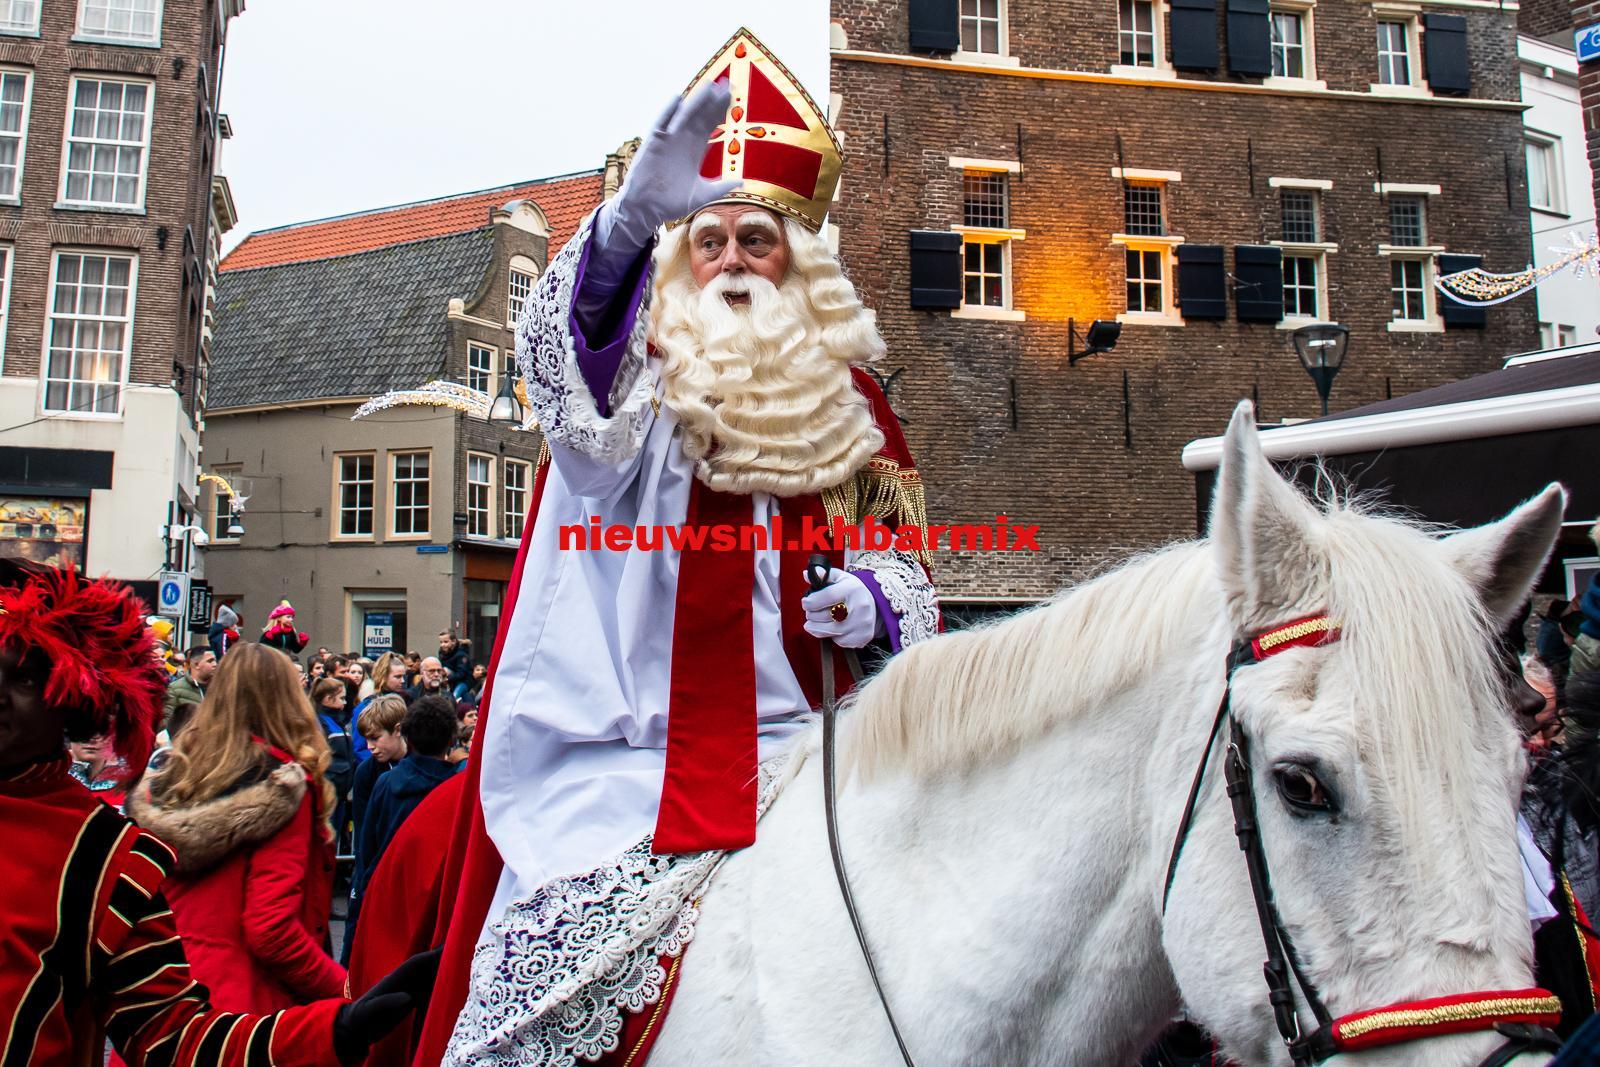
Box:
[220,170,604,272]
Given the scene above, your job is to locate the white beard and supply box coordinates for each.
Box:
[651,231,885,499]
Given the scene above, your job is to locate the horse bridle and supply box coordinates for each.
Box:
[1162,615,1565,1067]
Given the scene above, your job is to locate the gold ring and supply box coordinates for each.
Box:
[829,602,849,623]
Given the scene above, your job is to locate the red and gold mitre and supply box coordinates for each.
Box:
[686,28,843,233]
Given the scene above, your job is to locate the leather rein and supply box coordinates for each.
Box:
[808,557,918,1067]
[1161,615,1564,1067]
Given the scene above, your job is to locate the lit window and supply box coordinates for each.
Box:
[1526,136,1564,214]
[467,453,493,538]
[0,72,29,199]
[1280,190,1319,242]
[0,1,37,33]
[1376,20,1412,85]
[391,451,430,537]
[61,77,152,208]
[1125,248,1165,313]
[1124,182,1165,236]
[1119,0,1157,66]
[504,459,530,541]
[1388,196,1426,246]
[507,267,536,328]
[336,454,375,538]
[963,242,1005,307]
[44,252,135,415]
[77,0,161,44]
[957,168,1020,313]
[467,342,495,396]
[960,0,1003,54]
[1270,10,1307,78]
[1283,255,1320,317]
[1390,258,1428,321]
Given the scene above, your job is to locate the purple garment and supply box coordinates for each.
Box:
[853,569,904,653]
[569,233,654,418]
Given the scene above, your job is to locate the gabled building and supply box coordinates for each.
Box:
[204,170,603,656]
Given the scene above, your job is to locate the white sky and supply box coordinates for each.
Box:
[218,1,828,251]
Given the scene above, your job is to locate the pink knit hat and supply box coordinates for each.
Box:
[269,599,296,620]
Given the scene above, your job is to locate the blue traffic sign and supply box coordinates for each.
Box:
[1579,23,1600,63]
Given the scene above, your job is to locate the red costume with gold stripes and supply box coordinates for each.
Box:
[0,756,343,1067]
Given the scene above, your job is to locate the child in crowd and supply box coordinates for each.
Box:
[344,694,407,966]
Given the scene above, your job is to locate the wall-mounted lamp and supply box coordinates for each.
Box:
[489,369,525,427]
[1068,319,1123,365]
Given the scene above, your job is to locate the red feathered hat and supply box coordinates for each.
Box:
[0,567,165,782]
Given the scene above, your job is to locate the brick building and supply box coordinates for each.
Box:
[0,0,239,616]
[202,169,605,657]
[829,0,1541,604]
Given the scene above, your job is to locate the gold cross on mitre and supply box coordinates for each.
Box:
[685,28,843,233]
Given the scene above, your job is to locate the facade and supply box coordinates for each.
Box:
[830,0,1541,603]
[1520,34,1598,347]
[203,172,603,657]
[1519,0,1600,257]
[0,0,239,622]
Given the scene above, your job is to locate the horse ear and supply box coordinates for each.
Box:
[1209,401,1325,632]
[1437,484,1566,626]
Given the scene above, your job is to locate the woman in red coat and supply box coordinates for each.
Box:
[127,641,346,1011]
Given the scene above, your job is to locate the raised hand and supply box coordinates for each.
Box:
[597,82,741,258]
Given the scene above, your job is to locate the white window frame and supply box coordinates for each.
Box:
[467,341,496,398]
[1111,0,1174,79]
[954,0,1019,66]
[504,458,531,542]
[507,256,538,328]
[1385,254,1436,329]
[1114,235,1185,326]
[0,1,39,35]
[1524,132,1566,215]
[0,243,12,370]
[389,449,431,540]
[57,75,155,211]
[1278,250,1330,322]
[466,451,495,539]
[40,249,137,418]
[1265,0,1325,89]
[0,68,31,203]
[1371,8,1428,96]
[951,163,1026,322]
[332,452,376,541]
[208,464,241,543]
[74,0,163,47]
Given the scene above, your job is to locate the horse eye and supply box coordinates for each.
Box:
[1273,764,1335,814]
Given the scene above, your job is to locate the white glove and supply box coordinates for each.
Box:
[801,569,881,649]
[593,82,741,261]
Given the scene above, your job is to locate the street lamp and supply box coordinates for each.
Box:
[1291,322,1350,417]
[489,369,524,427]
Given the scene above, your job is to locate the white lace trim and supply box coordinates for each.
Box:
[444,758,792,1067]
[516,209,657,464]
[852,549,939,646]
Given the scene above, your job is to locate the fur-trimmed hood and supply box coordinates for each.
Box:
[126,757,307,873]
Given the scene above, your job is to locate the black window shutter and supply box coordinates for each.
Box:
[909,231,963,309]
[1423,14,1471,94]
[1234,245,1284,322]
[1170,0,1220,71]
[1438,253,1486,327]
[1176,245,1227,319]
[1226,0,1272,76]
[909,0,961,53]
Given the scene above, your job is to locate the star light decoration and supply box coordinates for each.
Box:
[1435,232,1600,306]
[351,379,539,431]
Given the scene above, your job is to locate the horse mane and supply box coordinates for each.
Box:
[846,489,1515,861]
[844,542,1218,782]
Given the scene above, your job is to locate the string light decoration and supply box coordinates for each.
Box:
[1435,232,1599,306]
[352,379,539,431]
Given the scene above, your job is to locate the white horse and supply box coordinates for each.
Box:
[650,403,1567,1066]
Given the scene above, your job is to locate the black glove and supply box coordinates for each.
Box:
[332,945,443,1065]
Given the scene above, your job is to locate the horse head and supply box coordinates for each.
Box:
[1166,402,1566,1066]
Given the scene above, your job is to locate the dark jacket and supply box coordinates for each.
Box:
[163,673,206,732]
[1581,582,1600,641]
[438,642,472,689]
[351,754,457,905]
[316,711,354,803]
[207,604,240,657]
[350,754,392,852]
